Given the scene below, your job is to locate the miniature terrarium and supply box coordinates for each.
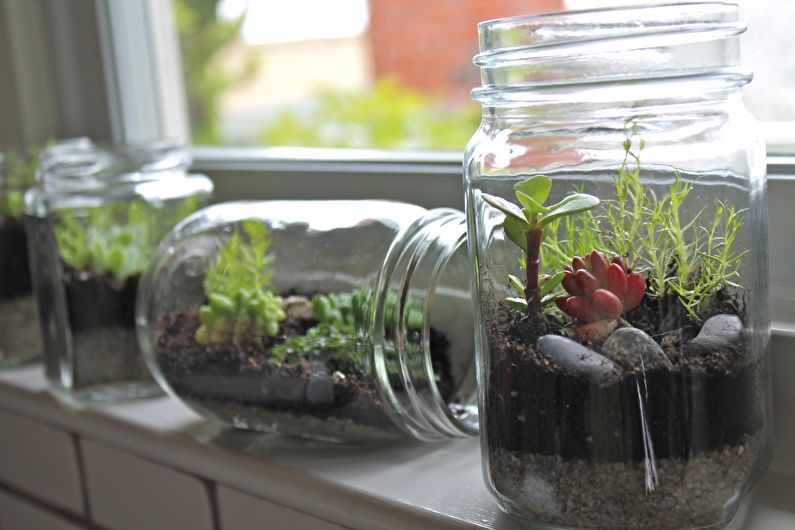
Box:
[466,4,770,529]
[0,148,42,367]
[25,142,213,401]
[137,200,478,442]
[0,139,90,367]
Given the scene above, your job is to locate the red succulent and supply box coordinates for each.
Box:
[555,250,645,337]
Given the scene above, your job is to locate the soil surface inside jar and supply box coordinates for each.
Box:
[0,216,41,365]
[155,297,455,441]
[484,288,767,528]
[63,268,153,389]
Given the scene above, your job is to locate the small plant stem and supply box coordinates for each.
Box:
[524,226,543,313]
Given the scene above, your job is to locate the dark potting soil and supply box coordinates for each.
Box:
[63,269,152,388]
[155,306,455,439]
[483,288,767,527]
[0,216,41,366]
[490,433,762,529]
[0,216,33,299]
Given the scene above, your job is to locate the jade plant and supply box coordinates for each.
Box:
[195,220,285,345]
[481,176,600,320]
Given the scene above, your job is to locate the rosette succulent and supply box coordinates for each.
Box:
[555,250,645,341]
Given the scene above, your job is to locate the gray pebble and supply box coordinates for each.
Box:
[687,314,745,357]
[602,327,670,371]
[536,335,621,385]
[283,295,314,320]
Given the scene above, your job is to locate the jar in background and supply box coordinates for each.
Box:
[0,139,90,368]
[465,4,769,528]
[0,148,41,367]
[25,141,213,401]
[137,200,478,442]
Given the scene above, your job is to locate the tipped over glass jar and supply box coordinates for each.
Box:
[465,3,771,529]
[25,141,213,401]
[137,200,478,442]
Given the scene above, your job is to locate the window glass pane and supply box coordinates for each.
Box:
[175,0,563,149]
[176,0,795,153]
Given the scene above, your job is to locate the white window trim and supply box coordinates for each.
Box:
[95,0,189,143]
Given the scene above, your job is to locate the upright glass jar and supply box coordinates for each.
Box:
[0,139,90,368]
[0,148,41,367]
[25,142,213,401]
[137,200,478,442]
[465,4,770,529]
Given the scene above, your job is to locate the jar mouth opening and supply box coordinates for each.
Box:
[38,140,191,194]
[476,2,741,53]
[373,208,479,440]
[473,2,746,94]
[428,236,479,434]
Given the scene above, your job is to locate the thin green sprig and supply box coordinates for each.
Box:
[542,127,748,321]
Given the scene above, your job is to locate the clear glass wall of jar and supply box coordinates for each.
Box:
[25,141,213,402]
[137,200,478,442]
[465,4,770,528]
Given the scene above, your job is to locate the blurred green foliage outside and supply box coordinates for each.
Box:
[259,77,480,150]
[176,1,480,150]
[175,0,258,145]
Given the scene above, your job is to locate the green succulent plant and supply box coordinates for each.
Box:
[482,175,600,319]
[272,287,425,368]
[55,196,203,281]
[55,201,152,279]
[1,144,47,218]
[195,220,286,345]
[540,127,747,322]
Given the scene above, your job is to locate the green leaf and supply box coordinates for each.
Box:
[91,239,108,269]
[106,247,126,278]
[539,194,600,227]
[208,293,236,315]
[508,274,525,296]
[312,295,332,321]
[481,193,526,223]
[505,297,528,312]
[513,175,552,205]
[503,216,528,251]
[541,293,557,305]
[540,271,565,297]
[516,191,549,215]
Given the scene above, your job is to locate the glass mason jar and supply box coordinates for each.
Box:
[0,148,41,367]
[137,200,478,442]
[25,141,213,401]
[0,139,90,368]
[465,4,770,529]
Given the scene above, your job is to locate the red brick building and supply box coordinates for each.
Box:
[367,0,564,102]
